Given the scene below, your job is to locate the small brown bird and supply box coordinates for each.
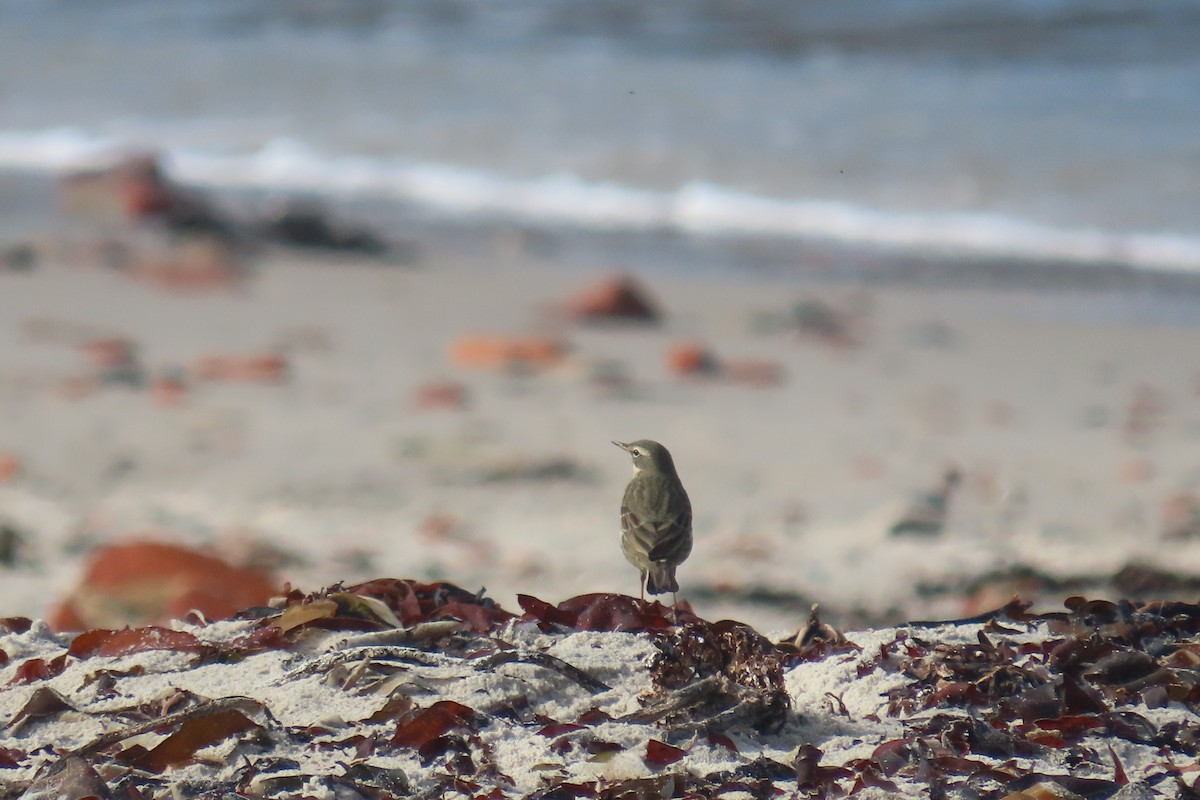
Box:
[613,439,693,609]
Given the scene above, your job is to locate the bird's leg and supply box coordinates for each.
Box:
[640,572,646,604]
[671,591,679,624]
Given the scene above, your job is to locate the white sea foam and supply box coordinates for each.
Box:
[0,128,120,170]
[2,127,1198,274]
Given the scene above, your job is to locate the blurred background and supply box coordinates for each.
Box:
[1,0,1199,634]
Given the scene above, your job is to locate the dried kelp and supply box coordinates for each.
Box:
[3,589,1200,798]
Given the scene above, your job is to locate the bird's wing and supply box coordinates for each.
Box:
[621,476,692,563]
[648,520,696,563]
[646,505,692,564]
[620,504,661,555]
[621,502,691,565]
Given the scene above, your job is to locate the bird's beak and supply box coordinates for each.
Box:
[612,441,630,451]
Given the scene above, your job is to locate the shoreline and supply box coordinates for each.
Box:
[5,166,1200,301]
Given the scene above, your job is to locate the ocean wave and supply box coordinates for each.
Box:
[2,127,1198,274]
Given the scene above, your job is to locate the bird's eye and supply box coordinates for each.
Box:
[631,449,641,457]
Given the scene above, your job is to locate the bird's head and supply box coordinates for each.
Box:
[613,439,675,475]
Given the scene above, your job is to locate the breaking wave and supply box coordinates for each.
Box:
[2,127,1198,274]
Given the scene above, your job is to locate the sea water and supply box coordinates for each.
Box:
[0,0,1197,274]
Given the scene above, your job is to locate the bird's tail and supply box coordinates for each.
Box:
[645,565,679,595]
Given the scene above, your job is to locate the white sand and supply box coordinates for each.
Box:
[0,611,1188,797]
[3,242,1200,632]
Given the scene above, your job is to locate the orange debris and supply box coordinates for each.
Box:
[116,154,175,218]
[0,453,19,482]
[666,341,720,378]
[80,338,137,369]
[566,275,662,323]
[413,380,469,410]
[450,335,567,371]
[666,342,781,386]
[51,541,279,631]
[193,353,289,383]
[724,359,785,387]
[151,374,188,408]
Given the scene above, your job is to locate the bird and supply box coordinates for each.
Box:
[613,439,693,611]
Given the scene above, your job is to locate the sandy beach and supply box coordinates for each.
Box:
[4,160,1200,800]
[4,172,1200,637]
[2,5,1199,794]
